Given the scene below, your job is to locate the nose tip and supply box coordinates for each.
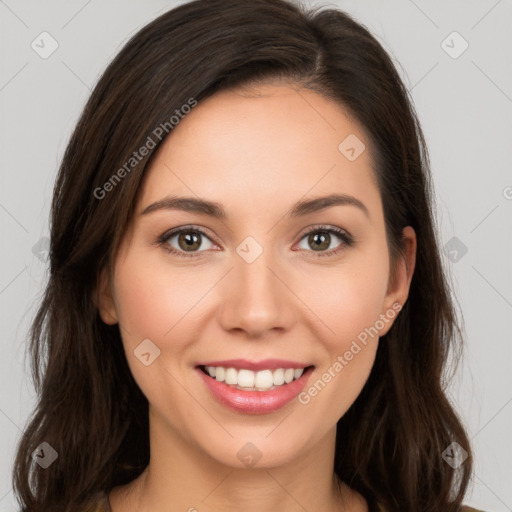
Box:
[217,250,297,337]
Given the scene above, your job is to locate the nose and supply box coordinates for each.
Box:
[217,246,298,338]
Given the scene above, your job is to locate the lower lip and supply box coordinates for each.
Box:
[196,366,314,415]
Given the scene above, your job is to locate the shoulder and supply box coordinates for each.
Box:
[84,491,111,512]
[376,505,487,512]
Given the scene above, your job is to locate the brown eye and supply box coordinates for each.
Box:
[295,226,353,257]
[161,228,215,256]
[177,231,202,251]
[307,231,331,251]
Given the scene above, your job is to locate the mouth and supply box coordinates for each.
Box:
[197,364,314,391]
[195,363,315,414]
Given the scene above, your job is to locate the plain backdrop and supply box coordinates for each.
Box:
[1,1,511,510]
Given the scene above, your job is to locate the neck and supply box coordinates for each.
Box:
[110,407,367,512]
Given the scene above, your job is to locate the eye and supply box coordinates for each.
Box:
[157,226,216,257]
[157,224,354,259]
[295,225,353,257]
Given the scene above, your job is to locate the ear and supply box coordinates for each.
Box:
[379,226,416,336]
[94,267,119,325]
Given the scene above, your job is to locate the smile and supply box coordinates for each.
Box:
[196,364,315,414]
[202,365,305,391]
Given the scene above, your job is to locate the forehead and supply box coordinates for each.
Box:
[137,83,382,221]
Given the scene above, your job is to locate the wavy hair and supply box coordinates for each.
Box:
[13,0,472,510]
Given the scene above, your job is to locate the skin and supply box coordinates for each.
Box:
[97,82,416,512]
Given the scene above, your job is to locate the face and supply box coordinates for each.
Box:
[97,82,416,470]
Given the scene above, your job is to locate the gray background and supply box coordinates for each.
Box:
[1,0,511,510]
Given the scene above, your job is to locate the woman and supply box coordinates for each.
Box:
[12,0,482,510]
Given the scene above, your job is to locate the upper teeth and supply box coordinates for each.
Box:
[205,366,305,390]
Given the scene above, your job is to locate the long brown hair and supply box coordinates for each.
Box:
[13,0,472,510]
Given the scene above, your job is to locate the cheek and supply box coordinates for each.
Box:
[111,254,203,406]
[301,256,389,349]
[295,251,388,409]
[111,252,211,391]
[113,253,200,342]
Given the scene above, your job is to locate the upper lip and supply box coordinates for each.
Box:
[196,359,313,372]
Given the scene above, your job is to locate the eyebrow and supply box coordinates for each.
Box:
[140,193,370,219]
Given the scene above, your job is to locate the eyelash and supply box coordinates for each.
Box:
[156,224,354,259]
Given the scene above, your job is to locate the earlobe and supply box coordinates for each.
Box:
[379,226,417,335]
[95,267,119,325]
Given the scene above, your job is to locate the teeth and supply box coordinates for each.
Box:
[284,368,294,383]
[203,366,306,391]
[254,369,273,389]
[215,367,225,382]
[238,369,255,388]
[273,368,285,386]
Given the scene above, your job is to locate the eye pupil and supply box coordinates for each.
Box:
[179,232,201,251]
[309,231,330,251]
